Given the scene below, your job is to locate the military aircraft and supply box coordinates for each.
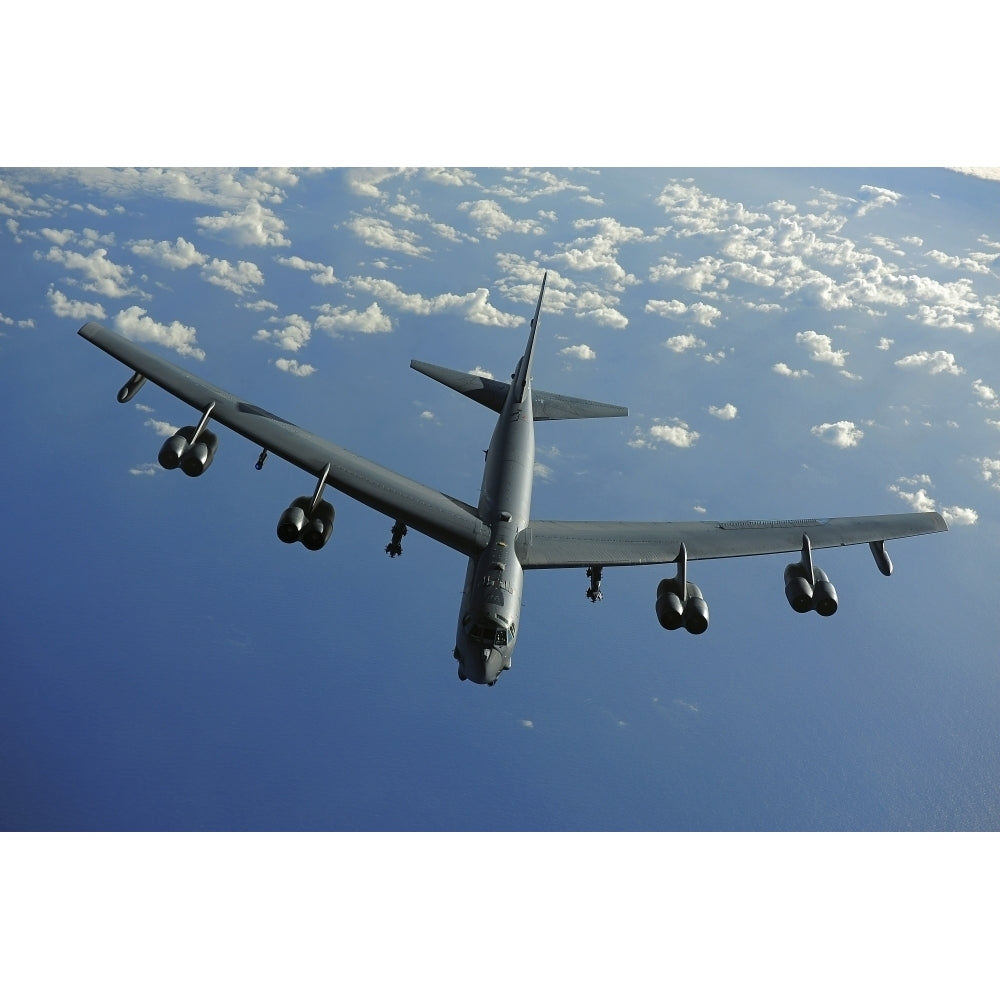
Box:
[78,273,947,685]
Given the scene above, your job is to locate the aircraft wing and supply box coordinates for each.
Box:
[516,513,947,569]
[78,322,490,556]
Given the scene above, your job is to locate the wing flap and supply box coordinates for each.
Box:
[517,513,947,569]
[79,322,489,555]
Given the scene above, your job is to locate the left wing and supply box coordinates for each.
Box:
[516,513,947,570]
[78,322,490,556]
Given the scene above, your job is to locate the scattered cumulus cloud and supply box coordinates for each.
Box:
[275,358,316,377]
[195,200,290,247]
[458,199,546,240]
[47,286,106,319]
[347,215,429,257]
[773,362,811,378]
[971,379,999,408]
[560,344,596,360]
[38,245,139,298]
[201,257,264,296]
[796,330,848,367]
[664,333,707,353]
[348,276,521,327]
[144,418,177,437]
[276,255,337,285]
[130,236,206,270]
[630,422,700,449]
[114,306,203,360]
[811,420,864,448]
[890,475,977,526]
[709,403,738,420]
[256,314,311,351]
[314,302,393,335]
[894,350,965,375]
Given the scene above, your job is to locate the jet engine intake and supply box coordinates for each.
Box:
[277,496,335,549]
[655,577,710,634]
[158,425,219,474]
[783,562,838,616]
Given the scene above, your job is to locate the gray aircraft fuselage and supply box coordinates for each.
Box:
[453,330,537,684]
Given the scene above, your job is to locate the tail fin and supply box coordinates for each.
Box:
[512,272,547,403]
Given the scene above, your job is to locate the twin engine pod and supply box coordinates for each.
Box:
[277,496,336,551]
[655,577,710,634]
[784,562,839,616]
[158,425,220,477]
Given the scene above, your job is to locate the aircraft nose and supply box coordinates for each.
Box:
[482,647,504,683]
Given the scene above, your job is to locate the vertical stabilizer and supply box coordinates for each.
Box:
[513,273,547,402]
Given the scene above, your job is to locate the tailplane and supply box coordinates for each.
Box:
[409,272,628,420]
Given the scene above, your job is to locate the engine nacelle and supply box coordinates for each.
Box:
[158,425,198,470]
[158,425,219,475]
[683,583,710,635]
[784,562,838,616]
[180,431,219,477]
[656,577,710,634]
[784,563,814,613]
[811,568,838,617]
[277,496,335,549]
[655,578,685,630]
[277,496,312,543]
[301,499,336,551]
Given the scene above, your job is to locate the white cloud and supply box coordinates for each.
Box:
[114,306,203,360]
[195,199,290,247]
[811,420,864,448]
[664,333,706,353]
[646,298,688,318]
[347,215,429,257]
[976,457,1000,488]
[856,184,903,216]
[894,350,965,375]
[560,344,596,360]
[39,245,138,298]
[128,463,159,476]
[201,257,264,296]
[347,276,521,327]
[709,403,738,420]
[458,199,546,240]
[796,330,848,367]
[877,337,894,350]
[144,418,177,437]
[773,362,811,378]
[889,476,978,525]
[971,379,999,408]
[130,236,206,270]
[47,286,106,319]
[314,301,393,335]
[631,422,700,449]
[276,255,337,285]
[256,314,311,352]
[274,358,317,377]
[469,365,494,380]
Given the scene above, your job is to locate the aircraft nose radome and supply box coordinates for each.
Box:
[482,648,504,683]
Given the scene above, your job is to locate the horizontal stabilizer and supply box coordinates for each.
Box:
[410,360,510,412]
[532,390,628,421]
[410,359,628,420]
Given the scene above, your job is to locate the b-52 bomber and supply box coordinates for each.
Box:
[78,274,947,685]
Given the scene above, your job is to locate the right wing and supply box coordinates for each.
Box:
[78,322,490,556]
[516,513,947,570]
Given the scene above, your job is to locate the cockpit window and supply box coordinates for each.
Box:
[466,621,509,647]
